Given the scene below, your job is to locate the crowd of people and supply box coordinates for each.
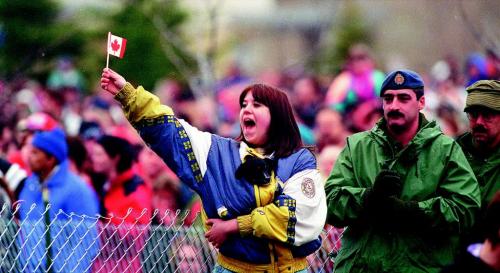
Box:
[0,43,498,272]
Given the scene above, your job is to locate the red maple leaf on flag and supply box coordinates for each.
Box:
[107,33,127,59]
[111,39,121,53]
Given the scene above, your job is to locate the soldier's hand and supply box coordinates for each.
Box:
[372,170,402,198]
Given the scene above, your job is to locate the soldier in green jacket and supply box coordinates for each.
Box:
[457,80,500,210]
[325,69,481,273]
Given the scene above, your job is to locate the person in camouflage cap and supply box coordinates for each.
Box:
[458,80,500,209]
[464,80,500,113]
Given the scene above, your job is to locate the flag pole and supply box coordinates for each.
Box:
[106,32,110,68]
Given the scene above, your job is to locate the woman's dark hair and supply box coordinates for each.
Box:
[238,83,302,158]
[97,135,137,173]
[66,136,88,172]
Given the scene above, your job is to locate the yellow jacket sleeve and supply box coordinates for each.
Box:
[237,203,290,243]
[115,82,174,124]
[237,168,326,246]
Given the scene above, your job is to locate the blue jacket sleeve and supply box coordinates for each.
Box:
[115,83,212,193]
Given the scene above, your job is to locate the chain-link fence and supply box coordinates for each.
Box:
[0,203,343,273]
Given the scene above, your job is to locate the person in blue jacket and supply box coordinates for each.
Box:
[17,128,99,272]
[101,68,327,273]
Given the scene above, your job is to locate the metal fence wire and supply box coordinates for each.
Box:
[0,203,344,273]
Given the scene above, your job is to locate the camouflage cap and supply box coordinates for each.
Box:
[464,80,500,112]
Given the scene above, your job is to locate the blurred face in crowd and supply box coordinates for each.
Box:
[178,244,204,273]
[314,108,345,146]
[139,147,165,178]
[28,146,55,174]
[239,91,271,147]
[318,145,342,179]
[293,78,320,106]
[382,89,424,134]
[90,143,115,174]
[349,53,373,75]
[466,107,500,149]
[348,45,374,75]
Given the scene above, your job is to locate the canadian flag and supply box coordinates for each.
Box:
[107,32,127,59]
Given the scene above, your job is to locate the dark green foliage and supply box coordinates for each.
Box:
[0,0,194,93]
[108,1,195,90]
[0,0,83,81]
[309,2,373,75]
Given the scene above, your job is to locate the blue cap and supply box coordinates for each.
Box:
[380,69,424,96]
[32,128,68,163]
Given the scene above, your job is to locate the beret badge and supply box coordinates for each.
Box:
[394,73,405,85]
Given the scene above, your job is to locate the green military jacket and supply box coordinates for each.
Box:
[456,132,500,208]
[325,116,481,273]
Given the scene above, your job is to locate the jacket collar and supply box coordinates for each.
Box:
[369,114,443,169]
[371,113,441,147]
[239,142,274,161]
[35,160,69,187]
[457,132,500,161]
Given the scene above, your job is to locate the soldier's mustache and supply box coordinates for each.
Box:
[387,111,404,118]
[472,125,487,134]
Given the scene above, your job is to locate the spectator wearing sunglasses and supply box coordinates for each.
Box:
[457,80,500,210]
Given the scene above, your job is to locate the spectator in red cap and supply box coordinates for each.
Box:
[8,112,59,174]
[23,112,59,131]
[0,113,59,216]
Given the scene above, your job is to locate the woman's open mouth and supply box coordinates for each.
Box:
[243,118,256,128]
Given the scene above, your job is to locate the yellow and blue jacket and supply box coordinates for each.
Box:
[115,83,327,272]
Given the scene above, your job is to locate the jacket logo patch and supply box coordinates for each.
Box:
[301,178,315,198]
